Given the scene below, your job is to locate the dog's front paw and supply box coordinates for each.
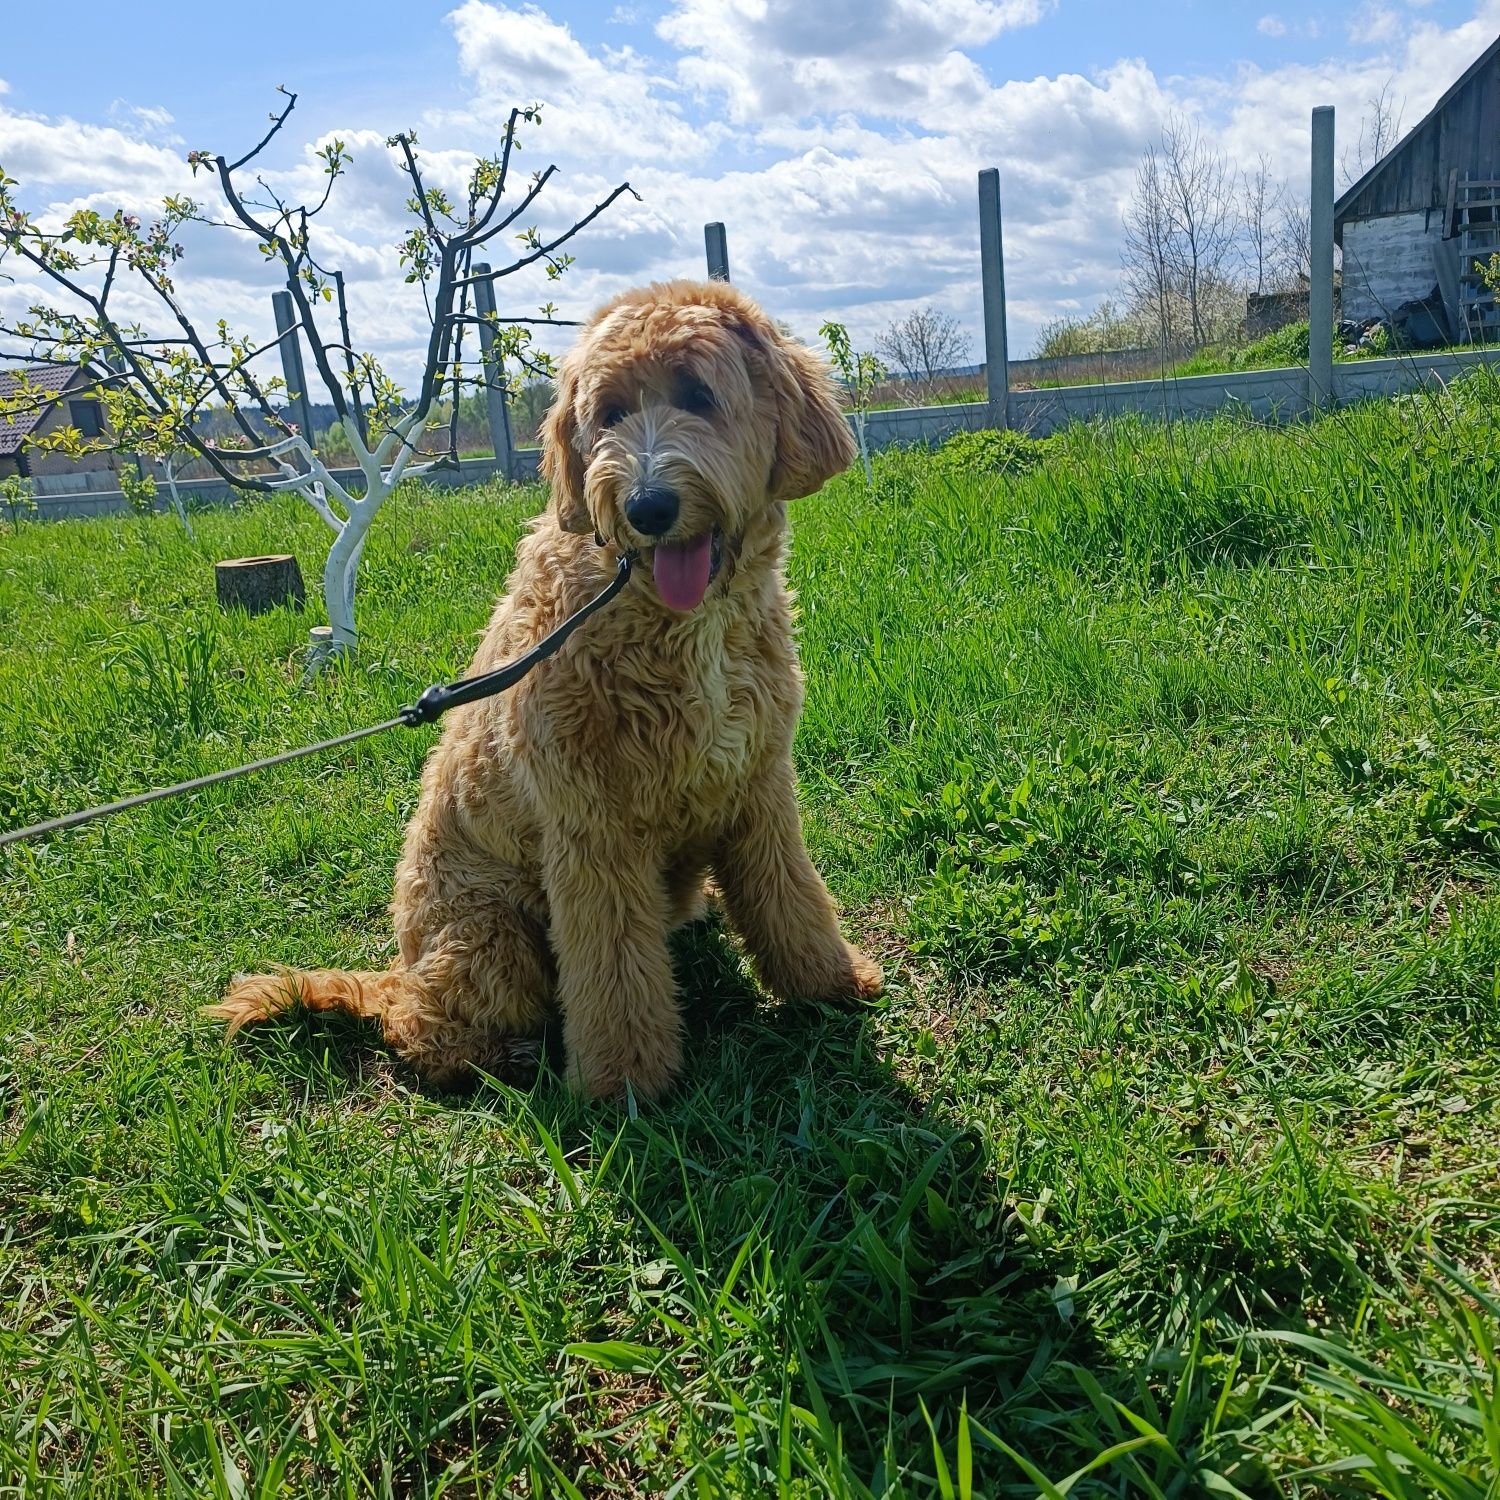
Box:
[763,939,884,1005]
[840,943,885,1001]
[565,1020,683,1102]
[813,941,884,1003]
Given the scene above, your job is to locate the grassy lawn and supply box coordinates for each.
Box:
[866,384,987,412]
[2,390,1498,1496]
[1161,322,1464,383]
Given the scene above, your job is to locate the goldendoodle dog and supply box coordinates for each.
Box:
[211,279,883,1099]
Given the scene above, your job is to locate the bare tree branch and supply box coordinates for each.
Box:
[1241,154,1284,298]
[874,308,971,400]
[1121,115,1240,349]
[331,269,368,445]
[470,108,523,237]
[1341,79,1405,189]
[224,87,298,174]
[490,181,640,280]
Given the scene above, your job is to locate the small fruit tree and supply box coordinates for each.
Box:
[0,89,635,657]
[820,321,884,487]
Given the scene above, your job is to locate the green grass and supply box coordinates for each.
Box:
[1163,321,1454,381]
[2,383,1499,1496]
[866,384,987,413]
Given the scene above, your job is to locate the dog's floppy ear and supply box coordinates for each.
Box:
[539,355,592,534]
[755,329,859,503]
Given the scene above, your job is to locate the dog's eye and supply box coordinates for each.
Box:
[676,380,716,418]
[601,404,627,429]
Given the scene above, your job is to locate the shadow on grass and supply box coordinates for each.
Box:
[222,919,1309,1493]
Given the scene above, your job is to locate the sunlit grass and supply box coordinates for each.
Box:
[2,386,1498,1495]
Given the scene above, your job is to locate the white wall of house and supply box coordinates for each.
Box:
[1341,209,1445,322]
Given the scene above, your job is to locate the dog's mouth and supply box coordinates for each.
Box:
[650,525,724,612]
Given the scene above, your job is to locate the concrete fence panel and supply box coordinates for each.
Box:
[27,348,1500,522]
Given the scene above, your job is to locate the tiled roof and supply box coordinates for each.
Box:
[0,364,84,456]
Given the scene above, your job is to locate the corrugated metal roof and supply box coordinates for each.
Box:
[0,364,85,456]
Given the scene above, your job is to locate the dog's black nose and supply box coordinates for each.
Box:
[624,485,679,537]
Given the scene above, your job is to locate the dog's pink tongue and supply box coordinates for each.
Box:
[653,532,713,611]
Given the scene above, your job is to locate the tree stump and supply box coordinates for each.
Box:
[214,555,306,615]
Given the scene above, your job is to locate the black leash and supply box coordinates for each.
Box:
[1,551,636,852]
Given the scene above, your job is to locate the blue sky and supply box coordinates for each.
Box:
[3,0,1498,382]
[5,2,1480,129]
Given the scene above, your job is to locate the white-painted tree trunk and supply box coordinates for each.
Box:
[319,503,367,651]
[266,409,438,667]
[163,458,194,538]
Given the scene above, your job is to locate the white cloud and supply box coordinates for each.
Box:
[580,59,1175,358]
[0,109,188,202]
[1212,0,1500,198]
[1348,3,1403,44]
[0,80,10,97]
[659,0,1053,125]
[443,0,717,164]
[106,101,181,144]
[6,0,1500,389]
[1257,13,1324,40]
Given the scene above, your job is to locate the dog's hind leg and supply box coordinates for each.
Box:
[713,756,884,1005]
[376,900,552,1087]
[380,826,556,1086]
[215,893,553,1089]
[663,852,715,930]
[218,800,556,1087]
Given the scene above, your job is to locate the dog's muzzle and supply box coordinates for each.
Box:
[617,484,726,612]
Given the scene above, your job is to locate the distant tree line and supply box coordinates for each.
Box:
[1035,86,1402,359]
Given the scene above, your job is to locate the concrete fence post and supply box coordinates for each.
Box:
[977,169,1010,429]
[470,262,516,483]
[1309,106,1336,409]
[704,223,730,282]
[271,290,317,459]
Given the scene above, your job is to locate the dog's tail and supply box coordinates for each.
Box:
[207,966,414,1035]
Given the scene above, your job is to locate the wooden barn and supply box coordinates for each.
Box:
[1335,32,1500,342]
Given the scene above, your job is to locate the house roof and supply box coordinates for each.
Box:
[1334,31,1500,227]
[0,363,87,457]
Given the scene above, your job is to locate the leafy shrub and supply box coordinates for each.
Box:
[1031,298,1155,357]
[1230,320,1315,371]
[933,427,1047,480]
[117,469,157,517]
[1,474,37,529]
[1415,769,1500,854]
[861,442,930,507]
